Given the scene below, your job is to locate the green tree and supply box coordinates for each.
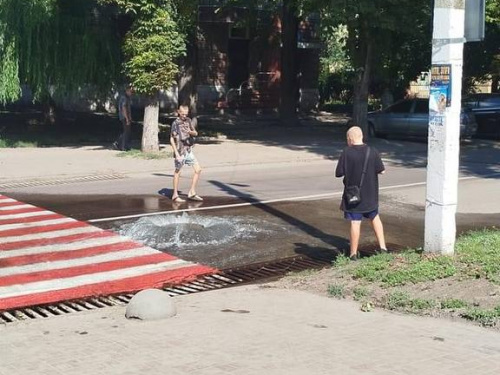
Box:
[104,0,186,153]
[0,0,121,111]
[463,0,500,93]
[310,0,431,134]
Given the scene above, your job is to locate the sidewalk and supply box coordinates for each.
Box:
[1,130,499,374]
[1,285,499,375]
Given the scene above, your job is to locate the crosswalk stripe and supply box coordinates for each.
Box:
[0,213,62,225]
[0,220,85,237]
[0,265,214,311]
[0,247,171,277]
[0,233,125,259]
[0,226,99,244]
[0,259,191,299]
[0,204,33,211]
[0,210,54,221]
[0,217,75,232]
[0,241,149,267]
[0,194,217,311]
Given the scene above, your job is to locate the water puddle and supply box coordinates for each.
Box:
[116,213,282,251]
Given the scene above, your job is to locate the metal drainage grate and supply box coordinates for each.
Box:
[0,173,127,189]
[0,256,330,324]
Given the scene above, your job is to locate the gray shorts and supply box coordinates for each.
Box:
[174,150,198,170]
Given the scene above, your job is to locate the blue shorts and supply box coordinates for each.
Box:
[344,209,379,221]
[174,150,198,170]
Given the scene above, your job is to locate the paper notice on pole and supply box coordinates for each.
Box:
[429,64,452,126]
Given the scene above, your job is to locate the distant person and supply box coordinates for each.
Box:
[170,105,203,203]
[113,85,133,151]
[335,126,388,260]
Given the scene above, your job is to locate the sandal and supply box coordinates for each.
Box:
[187,194,203,202]
[172,196,186,203]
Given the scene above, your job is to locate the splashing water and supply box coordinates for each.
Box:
[117,213,275,250]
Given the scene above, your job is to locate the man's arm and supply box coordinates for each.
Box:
[122,103,131,125]
[335,151,345,177]
[188,117,198,137]
[170,136,181,160]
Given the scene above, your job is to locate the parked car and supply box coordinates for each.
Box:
[462,93,500,138]
[366,98,478,139]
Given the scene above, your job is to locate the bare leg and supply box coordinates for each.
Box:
[370,214,387,250]
[188,164,202,197]
[172,169,181,199]
[349,220,362,257]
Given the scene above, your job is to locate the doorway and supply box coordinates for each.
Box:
[227,39,250,89]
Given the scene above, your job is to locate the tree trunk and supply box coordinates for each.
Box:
[351,40,373,137]
[492,75,499,93]
[279,0,299,125]
[178,34,198,116]
[142,95,160,153]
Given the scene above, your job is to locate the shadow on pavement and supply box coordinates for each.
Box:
[208,179,348,262]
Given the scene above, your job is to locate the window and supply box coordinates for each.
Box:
[414,100,429,113]
[387,100,413,113]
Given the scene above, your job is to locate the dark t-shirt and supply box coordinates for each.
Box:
[335,144,385,213]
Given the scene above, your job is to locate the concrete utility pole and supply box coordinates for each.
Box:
[424,0,466,254]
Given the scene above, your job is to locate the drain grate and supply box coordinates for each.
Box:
[0,173,127,189]
[0,256,330,324]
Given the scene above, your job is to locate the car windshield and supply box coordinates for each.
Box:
[386,100,413,113]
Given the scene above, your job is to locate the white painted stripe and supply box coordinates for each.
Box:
[89,193,338,223]
[0,204,34,211]
[0,235,135,259]
[89,172,500,223]
[0,210,54,221]
[0,247,162,277]
[0,259,192,299]
[0,198,16,203]
[0,217,76,232]
[0,226,99,244]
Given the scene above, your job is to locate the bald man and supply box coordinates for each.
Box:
[335,126,388,260]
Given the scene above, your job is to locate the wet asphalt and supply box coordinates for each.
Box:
[6,191,499,270]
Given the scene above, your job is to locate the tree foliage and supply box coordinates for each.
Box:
[0,0,121,104]
[102,0,186,96]
[463,0,500,92]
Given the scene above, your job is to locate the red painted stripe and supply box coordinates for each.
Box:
[0,265,216,311]
[0,231,116,251]
[0,202,26,208]
[0,213,63,226]
[0,207,46,216]
[0,253,177,287]
[0,241,151,267]
[0,220,87,237]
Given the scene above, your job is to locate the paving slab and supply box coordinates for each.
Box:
[1,285,499,375]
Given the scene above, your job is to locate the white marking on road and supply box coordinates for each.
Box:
[0,235,133,259]
[0,217,76,232]
[88,173,500,223]
[0,226,99,244]
[0,204,33,211]
[0,259,191,299]
[0,247,162,277]
[0,211,54,221]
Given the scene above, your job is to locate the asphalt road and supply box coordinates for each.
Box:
[4,147,500,269]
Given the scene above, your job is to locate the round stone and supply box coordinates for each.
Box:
[125,289,176,321]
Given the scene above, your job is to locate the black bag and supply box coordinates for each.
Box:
[345,185,361,205]
[344,147,371,207]
[182,136,195,147]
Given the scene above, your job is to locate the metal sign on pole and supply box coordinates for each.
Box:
[424,0,466,254]
[465,0,486,42]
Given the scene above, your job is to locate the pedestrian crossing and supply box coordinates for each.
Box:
[0,195,216,311]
